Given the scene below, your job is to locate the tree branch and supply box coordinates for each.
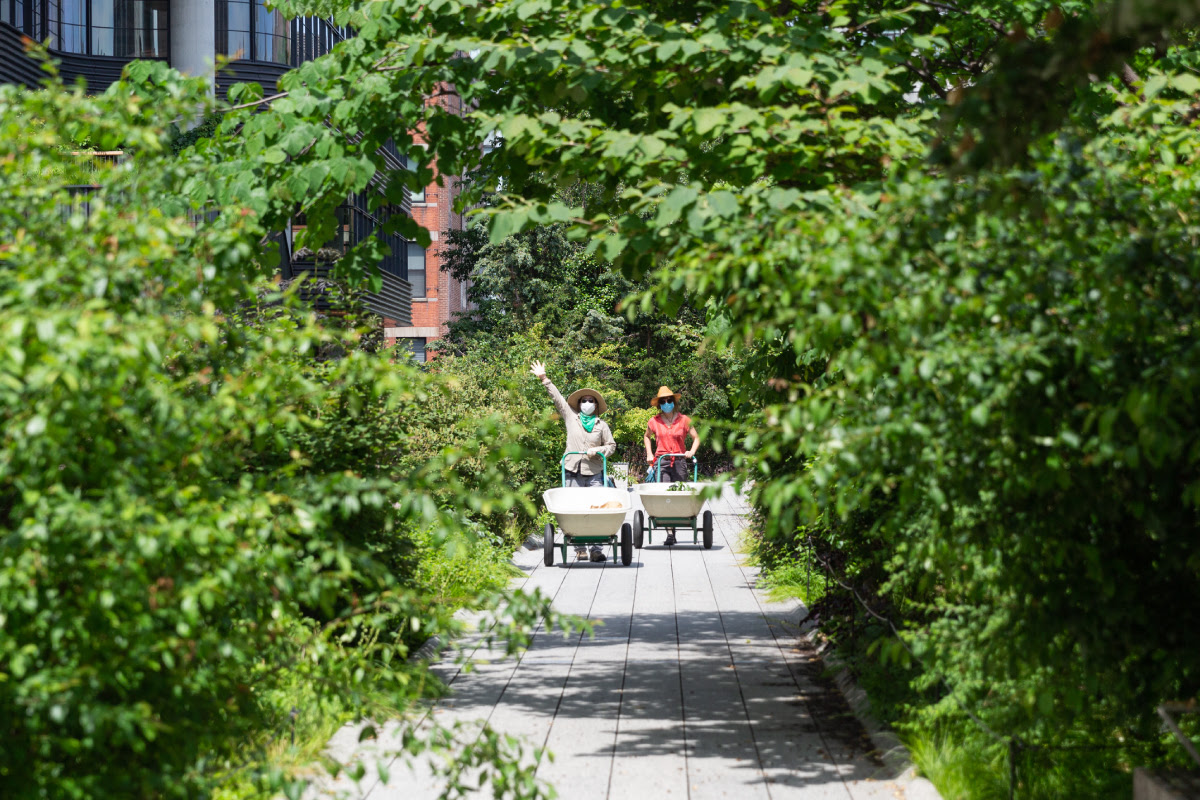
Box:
[923,0,1008,36]
[224,91,289,112]
[1118,61,1143,99]
[905,60,947,100]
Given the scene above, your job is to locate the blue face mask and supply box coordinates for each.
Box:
[660,401,675,413]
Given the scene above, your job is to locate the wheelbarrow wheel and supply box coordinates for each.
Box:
[702,510,713,550]
[544,522,555,567]
[620,522,633,566]
[632,510,644,549]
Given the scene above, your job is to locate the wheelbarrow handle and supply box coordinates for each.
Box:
[561,451,608,487]
[653,453,698,482]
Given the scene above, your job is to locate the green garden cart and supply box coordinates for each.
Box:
[542,452,633,567]
[631,453,713,549]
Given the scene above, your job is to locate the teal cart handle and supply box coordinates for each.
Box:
[654,453,698,482]
[561,451,608,487]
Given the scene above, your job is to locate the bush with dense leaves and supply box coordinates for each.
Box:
[719,96,1200,790]
[0,66,554,798]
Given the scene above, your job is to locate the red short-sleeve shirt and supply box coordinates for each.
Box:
[647,413,692,464]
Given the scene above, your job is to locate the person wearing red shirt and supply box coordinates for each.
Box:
[644,386,701,479]
[644,386,700,546]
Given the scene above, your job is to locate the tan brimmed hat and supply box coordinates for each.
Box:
[651,385,681,407]
[567,388,607,414]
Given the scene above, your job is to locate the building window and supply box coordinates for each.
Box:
[408,243,426,298]
[18,0,169,57]
[102,0,166,57]
[402,152,426,203]
[403,338,426,363]
[217,0,290,64]
[57,0,86,53]
[292,196,407,283]
[91,0,113,54]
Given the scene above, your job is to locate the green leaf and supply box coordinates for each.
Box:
[692,108,723,136]
[969,404,988,426]
[1169,73,1200,95]
[489,208,528,244]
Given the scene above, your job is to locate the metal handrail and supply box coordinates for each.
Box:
[1158,702,1200,768]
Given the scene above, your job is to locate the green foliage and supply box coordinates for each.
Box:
[0,67,560,798]
[5,0,1195,795]
[724,109,1200,737]
[437,218,739,472]
[742,528,827,608]
[612,406,657,449]
[169,113,221,155]
[903,721,1135,800]
[261,0,1198,793]
[410,523,524,606]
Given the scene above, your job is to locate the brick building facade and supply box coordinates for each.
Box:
[384,92,473,361]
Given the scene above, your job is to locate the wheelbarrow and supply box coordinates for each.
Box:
[631,454,713,549]
[542,452,633,567]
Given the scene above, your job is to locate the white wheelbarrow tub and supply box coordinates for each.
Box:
[543,487,631,538]
[633,482,712,519]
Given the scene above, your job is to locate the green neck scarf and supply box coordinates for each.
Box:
[578,412,598,433]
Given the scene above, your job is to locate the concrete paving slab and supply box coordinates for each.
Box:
[309,487,940,800]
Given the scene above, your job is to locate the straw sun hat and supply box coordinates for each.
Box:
[566,388,607,414]
[651,386,681,407]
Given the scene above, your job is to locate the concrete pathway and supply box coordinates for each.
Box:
[314,486,938,800]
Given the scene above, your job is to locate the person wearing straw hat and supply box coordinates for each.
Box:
[644,385,700,546]
[530,360,617,561]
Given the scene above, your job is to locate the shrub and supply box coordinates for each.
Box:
[0,67,554,798]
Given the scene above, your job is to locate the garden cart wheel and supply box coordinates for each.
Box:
[702,510,713,550]
[633,510,644,549]
[544,522,555,567]
[621,522,633,566]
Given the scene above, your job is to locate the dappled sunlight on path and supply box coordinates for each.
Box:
[312,486,939,800]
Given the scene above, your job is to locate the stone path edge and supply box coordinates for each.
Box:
[805,628,943,800]
[408,538,545,667]
[304,545,544,796]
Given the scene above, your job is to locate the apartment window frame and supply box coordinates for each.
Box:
[216,0,291,65]
[95,0,168,58]
[403,338,427,363]
[1,0,33,36]
[407,242,426,298]
[5,0,169,58]
[402,148,427,204]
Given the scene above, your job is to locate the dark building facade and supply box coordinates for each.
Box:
[1,0,414,326]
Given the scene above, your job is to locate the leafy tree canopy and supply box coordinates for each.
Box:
[0,60,561,797]
[223,0,1200,764]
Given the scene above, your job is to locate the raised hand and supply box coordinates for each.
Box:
[530,360,547,380]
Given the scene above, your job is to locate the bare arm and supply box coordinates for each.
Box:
[685,425,700,458]
[644,428,655,463]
